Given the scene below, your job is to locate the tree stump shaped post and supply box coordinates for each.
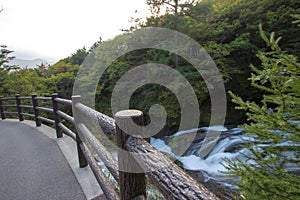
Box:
[15,94,24,121]
[0,97,6,120]
[32,94,41,126]
[72,95,88,168]
[51,93,63,138]
[115,110,146,200]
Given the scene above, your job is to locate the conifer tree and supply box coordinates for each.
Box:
[0,45,19,95]
[224,25,300,200]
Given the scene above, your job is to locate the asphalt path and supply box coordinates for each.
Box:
[0,120,86,200]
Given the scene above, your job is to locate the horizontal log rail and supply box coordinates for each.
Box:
[0,94,220,200]
[37,116,55,124]
[36,106,54,113]
[19,105,34,109]
[1,97,15,101]
[35,96,52,101]
[57,122,76,141]
[76,122,119,183]
[79,142,120,200]
[18,96,32,100]
[74,102,116,135]
[1,104,17,108]
[57,110,75,124]
[55,98,72,106]
[21,113,35,118]
[3,111,18,115]
[126,136,218,200]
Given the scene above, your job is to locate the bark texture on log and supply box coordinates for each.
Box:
[79,143,120,200]
[126,136,220,200]
[77,123,119,183]
[75,102,116,135]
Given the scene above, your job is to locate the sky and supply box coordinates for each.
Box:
[0,0,150,62]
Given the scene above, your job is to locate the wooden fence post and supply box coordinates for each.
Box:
[32,94,41,126]
[0,97,6,120]
[72,95,88,168]
[15,94,24,121]
[51,93,63,138]
[115,110,146,200]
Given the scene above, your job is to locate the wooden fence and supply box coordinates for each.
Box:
[0,94,219,200]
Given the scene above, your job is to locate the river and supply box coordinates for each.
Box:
[150,123,300,199]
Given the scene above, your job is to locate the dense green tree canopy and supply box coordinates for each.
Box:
[1,0,299,130]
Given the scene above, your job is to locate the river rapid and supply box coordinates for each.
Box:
[150,123,300,199]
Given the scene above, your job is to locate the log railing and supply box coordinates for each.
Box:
[0,94,219,200]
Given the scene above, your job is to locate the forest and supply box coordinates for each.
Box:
[1,0,299,199]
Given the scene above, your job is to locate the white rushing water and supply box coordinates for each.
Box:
[150,129,246,174]
[150,123,299,181]
[150,137,173,154]
[150,126,251,176]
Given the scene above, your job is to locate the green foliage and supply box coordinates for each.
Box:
[225,26,300,200]
[85,33,209,132]
[0,45,20,95]
[2,69,46,96]
[146,0,196,16]
[0,48,80,98]
[1,0,300,132]
[145,0,300,104]
[88,0,300,131]
[0,45,18,71]
[63,47,88,65]
[45,60,79,98]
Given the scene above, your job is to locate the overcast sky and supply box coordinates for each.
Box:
[0,0,149,62]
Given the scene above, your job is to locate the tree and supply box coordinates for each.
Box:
[91,0,300,131]
[146,0,196,16]
[0,45,19,95]
[63,47,88,65]
[0,45,18,72]
[89,37,103,53]
[46,60,79,98]
[2,69,46,96]
[224,25,300,200]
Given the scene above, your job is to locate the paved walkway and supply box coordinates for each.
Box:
[0,120,86,200]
